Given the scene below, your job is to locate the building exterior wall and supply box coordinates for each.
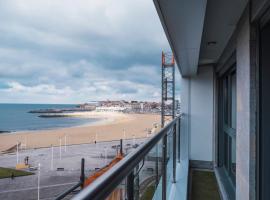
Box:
[190,66,214,162]
[214,5,257,199]
[252,0,270,20]
[179,77,190,161]
[180,65,214,163]
[236,6,256,200]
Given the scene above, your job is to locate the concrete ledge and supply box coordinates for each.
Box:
[152,159,189,200]
[189,160,213,170]
[215,167,235,200]
[169,159,189,200]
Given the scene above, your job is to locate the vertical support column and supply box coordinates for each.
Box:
[127,171,134,200]
[161,54,165,128]
[161,51,175,199]
[120,139,123,155]
[173,123,177,183]
[161,51,175,128]
[162,134,167,200]
[134,165,140,200]
[155,144,159,188]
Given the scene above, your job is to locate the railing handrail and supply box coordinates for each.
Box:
[72,116,181,200]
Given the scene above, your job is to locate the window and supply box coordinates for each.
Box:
[259,18,270,200]
[218,67,236,185]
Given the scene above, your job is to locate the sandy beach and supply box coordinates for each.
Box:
[0,112,160,152]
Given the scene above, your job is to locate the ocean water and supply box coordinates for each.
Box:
[0,104,98,132]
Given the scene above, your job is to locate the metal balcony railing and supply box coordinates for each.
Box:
[69,115,181,200]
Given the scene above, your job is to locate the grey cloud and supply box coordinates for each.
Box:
[0,0,171,103]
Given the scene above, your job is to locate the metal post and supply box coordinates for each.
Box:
[134,165,140,200]
[59,138,62,160]
[178,117,181,162]
[51,145,54,170]
[123,129,126,140]
[104,147,108,165]
[132,135,135,147]
[95,133,98,143]
[120,139,123,155]
[162,135,167,200]
[16,141,19,164]
[161,54,165,128]
[80,158,85,188]
[38,163,41,200]
[173,123,176,183]
[155,143,159,188]
[127,171,134,200]
[64,135,67,152]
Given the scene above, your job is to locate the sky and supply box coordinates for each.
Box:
[0,0,179,104]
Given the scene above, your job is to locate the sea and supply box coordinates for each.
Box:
[0,104,98,133]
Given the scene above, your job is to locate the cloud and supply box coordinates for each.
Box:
[0,0,173,103]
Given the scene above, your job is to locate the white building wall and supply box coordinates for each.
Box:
[180,65,214,162]
[179,76,191,161]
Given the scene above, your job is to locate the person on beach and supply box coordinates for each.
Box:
[24,156,29,165]
[11,172,14,180]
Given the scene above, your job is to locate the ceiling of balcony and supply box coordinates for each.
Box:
[154,0,248,77]
[154,0,207,77]
[199,0,248,65]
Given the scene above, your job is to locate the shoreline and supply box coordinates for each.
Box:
[0,111,135,136]
[0,113,160,152]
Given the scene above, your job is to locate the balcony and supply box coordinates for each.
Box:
[71,115,187,200]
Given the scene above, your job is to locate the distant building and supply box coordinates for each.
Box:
[95,106,126,112]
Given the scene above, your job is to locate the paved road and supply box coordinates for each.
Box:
[0,139,146,200]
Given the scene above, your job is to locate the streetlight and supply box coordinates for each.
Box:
[59,138,62,160]
[38,163,41,200]
[51,145,54,170]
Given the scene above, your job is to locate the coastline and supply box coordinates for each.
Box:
[0,113,160,152]
[0,111,132,136]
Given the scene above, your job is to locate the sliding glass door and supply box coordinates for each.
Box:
[218,67,236,185]
[259,18,270,200]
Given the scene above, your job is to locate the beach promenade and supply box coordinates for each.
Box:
[0,139,149,200]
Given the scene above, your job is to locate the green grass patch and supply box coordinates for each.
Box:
[0,167,34,179]
[140,185,155,200]
[191,170,220,200]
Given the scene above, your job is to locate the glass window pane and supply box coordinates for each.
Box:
[230,136,236,177]
[224,133,229,170]
[133,139,163,200]
[223,77,229,124]
[231,73,236,130]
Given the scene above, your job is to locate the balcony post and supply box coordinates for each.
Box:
[173,123,176,183]
[127,171,134,200]
[155,144,159,188]
[162,134,167,200]
[80,158,85,188]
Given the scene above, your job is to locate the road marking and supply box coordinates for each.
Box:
[0,182,78,194]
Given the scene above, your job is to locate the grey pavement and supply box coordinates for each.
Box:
[0,139,146,200]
